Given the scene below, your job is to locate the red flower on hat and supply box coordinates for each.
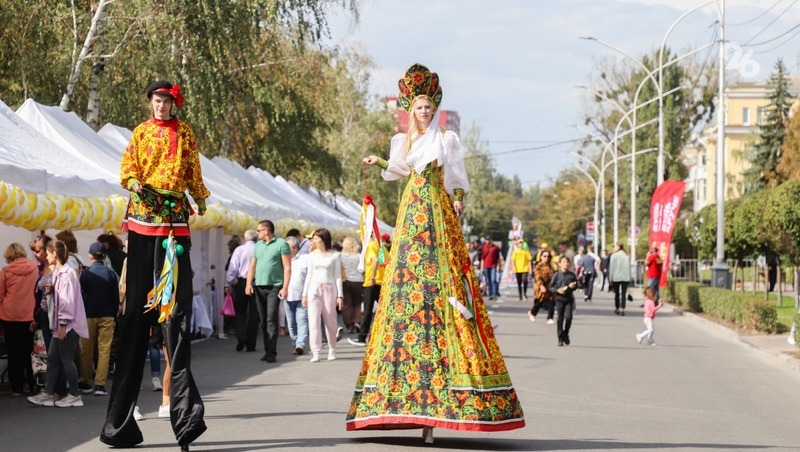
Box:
[169,84,184,107]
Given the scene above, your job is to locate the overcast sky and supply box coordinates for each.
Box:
[326,0,800,187]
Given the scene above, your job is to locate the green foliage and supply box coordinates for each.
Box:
[743,59,795,192]
[765,179,800,265]
[666,280,777,333]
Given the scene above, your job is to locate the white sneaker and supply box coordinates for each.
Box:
[347,338,366,347]
[152,376,163,391]
[309,353,320,363]
[27,392,54,407]
[636,333,644,344]
[336,326,344,342]
[133,406,144,421]
[789,336,797,345]
[328,349,336,361]
[158,404,170,418]
[546,319,555,325]
[528,312,536,323]
[55,393,83,407]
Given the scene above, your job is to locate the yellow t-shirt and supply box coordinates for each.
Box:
[363,241,386,286]
[511,248,532,273]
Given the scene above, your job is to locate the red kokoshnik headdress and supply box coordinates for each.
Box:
[398,63,443,112]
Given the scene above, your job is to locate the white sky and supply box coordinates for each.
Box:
[326,0,800,187]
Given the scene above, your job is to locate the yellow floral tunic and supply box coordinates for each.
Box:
[119,118,210,236]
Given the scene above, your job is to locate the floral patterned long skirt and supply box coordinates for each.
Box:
[346,162,525,432]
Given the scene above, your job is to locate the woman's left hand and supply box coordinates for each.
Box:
[453,200,464,217]
[337,297,343,310]
[57,324,66,341]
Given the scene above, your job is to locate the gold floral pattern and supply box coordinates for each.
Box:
[346,163,525,432]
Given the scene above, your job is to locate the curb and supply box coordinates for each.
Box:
[670,303,800,371]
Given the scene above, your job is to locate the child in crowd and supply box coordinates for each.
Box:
[636,286,662,346]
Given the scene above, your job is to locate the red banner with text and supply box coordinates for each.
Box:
[649,181,686,287]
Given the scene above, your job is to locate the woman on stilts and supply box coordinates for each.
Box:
[348,63,525,444]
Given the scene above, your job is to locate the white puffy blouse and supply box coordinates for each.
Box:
[380,128,470,196]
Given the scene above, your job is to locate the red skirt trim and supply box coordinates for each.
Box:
[121,219,191,237]
[346,415,525,432]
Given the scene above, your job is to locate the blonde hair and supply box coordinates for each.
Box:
[4,243,28,261]
[404,95,437,154]
[342,237,360,254]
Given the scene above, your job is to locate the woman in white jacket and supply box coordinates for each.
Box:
[608,242,632,316]
[302,228,343,363]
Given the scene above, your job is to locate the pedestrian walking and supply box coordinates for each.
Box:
[511,239,533,300]
[549,255,578,346]
[636,287,662,346]
[101,80,208,451]
[302,228,343,363]
[530,250,555,324]
[609,242,632,316]
[354,63,525,443]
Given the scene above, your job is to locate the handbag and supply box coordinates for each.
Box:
[221,293,236,317]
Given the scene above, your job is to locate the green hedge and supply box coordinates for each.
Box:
[666,280,777,333]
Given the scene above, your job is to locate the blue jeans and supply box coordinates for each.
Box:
[484,267,499,298]
[284,300,308,348]
[647,277,660,299]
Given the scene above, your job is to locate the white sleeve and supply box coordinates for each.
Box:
[381,134,411,181]
[334,253,343,298]
[443,131,469,195]
[302,254,314,297]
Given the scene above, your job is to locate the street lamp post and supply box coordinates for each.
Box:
[711,0,729,288]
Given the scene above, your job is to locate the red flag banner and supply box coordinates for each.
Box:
[649,181,686,287]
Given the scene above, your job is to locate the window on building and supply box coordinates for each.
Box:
[757,107,764,125]
[742,107,750,126]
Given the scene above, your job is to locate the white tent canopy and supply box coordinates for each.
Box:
[16,99,122,187]
[0,100,119,198]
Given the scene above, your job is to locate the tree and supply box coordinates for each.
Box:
[744,59,795,191]
[774,103,800,180]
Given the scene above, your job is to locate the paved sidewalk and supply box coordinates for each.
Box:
[2,283,800,451]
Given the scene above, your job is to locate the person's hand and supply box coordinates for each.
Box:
[362,155,378,165]
[279,287,288,301]
[58,324,66,341]
[568,282,576,289]
[337,297,343,310]
[29,320,38,332]
[198,207,206,216]
[245,284,253,296]
[131,183,143,194]
[453,200,464,217]
[302,296,308,308]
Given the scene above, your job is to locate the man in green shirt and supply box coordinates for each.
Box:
[245,220,291,362]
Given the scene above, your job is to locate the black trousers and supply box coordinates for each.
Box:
[515,272,529,299]
[101,231,206,448]
[531,298,554,320]
[233,277,258,350]
[613,281,629,310]
[357,284,381,343]
[555,300,573,341]
[254,285,281,358]
[0,320,34,393]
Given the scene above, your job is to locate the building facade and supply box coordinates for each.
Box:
[684,77,800,212]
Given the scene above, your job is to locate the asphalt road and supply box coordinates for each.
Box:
[2,286,799,451]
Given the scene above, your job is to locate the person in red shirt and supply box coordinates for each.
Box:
[645,245,663,298]
[481,238,502,300]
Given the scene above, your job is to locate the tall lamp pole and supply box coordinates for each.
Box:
[711,0,729,288]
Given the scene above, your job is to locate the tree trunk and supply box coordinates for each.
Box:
[777,262,783,306]
[85,58,105,130]
[59,0,110,111]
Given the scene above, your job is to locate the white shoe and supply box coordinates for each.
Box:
[546,319,555,325]
[636,333,644,344]
[55,394,83,407]
[528,312,536,323]
[27,392,54,407]
[152,376,163,391]
[310,353,320,363]
[789,336,797,345]
[336,326,344,342]
[328,349,336,361]
[133,406,144,421]
[158,404,170,418]
[347,338,366,347]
